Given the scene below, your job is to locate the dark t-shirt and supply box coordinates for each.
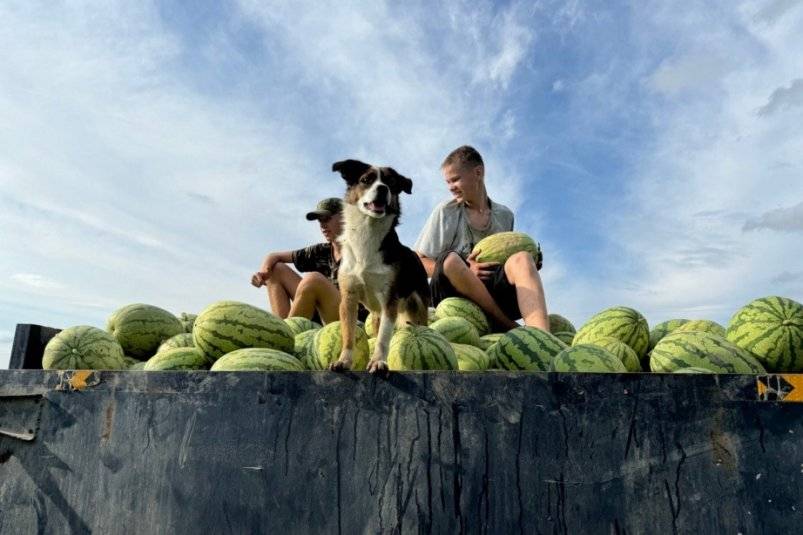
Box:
[291,243,339,286]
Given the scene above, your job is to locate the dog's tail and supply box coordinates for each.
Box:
[398,293,429,327]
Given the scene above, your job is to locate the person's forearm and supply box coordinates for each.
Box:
[417,253,436,278]
[262,250,294,270]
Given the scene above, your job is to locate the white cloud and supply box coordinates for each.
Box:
[10,273,65,291]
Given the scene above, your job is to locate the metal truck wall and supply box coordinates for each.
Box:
[1,369,802,534]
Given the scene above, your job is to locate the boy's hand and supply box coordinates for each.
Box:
[467,250,499,281]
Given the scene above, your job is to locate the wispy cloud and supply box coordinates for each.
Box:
[10,273,65,291]
[743,200,803,232]
[756,78,803,116]
[753,0,802,24]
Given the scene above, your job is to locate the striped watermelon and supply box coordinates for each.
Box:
[179,312,197,333]
[157,333,195,354]
[487,327,567,371]
[650,331,766,374]
[478,333,504,351]
[648,319,690,352]
[284,316,322,337]
[726,296,803,372]
[387,325,458,371]
[43,326,127,370]
[429,317,481,347]
[428,307,438,325]
[313,321,369,370]
[193,301,294,362]
[435,297,490,336]
[143,348,209,371]
[573,306,650,358]
[211,348,304,371]
[673,367,714,374]
[549,314,576,334]
[451,343,490,371]
[550,345,627,373]
[129,361,147,371]
[107,304,185,359]
[123,356,140,368]
[673,320,726,338]
[588,336,641,372]
[471,231,541,265]
[294,329,318,358]
[553,331,575,346]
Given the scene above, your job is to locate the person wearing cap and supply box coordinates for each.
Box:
[251,198,344,322]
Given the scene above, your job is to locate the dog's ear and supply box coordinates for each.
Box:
[332,159,371,185]
[384,167,413,195]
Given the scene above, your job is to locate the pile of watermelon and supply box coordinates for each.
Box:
[40,232,802,374]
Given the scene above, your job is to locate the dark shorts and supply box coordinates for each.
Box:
[429,250,521,323]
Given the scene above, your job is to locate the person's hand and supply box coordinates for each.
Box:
[467,250,499,281]
[250,271,268,288]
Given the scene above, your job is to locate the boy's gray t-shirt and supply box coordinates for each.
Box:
[415,199,514,259]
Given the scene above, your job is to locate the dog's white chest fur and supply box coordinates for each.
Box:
[338,204,393,305]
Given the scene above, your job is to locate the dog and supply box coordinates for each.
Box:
[329,159,430,374]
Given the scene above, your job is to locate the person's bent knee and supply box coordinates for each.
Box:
[297,272,329,291]
[505,251,535,269]
[442,252,468,276]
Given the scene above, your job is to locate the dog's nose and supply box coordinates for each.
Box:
[375,184,389,199]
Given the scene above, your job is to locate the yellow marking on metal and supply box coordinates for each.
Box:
[757,374,803,402]
[68,370,94,391]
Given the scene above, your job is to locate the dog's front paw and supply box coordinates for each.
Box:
[329,356,352,372]
[366,359,389,375]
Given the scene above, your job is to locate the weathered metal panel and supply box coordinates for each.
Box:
[1,369,802,534]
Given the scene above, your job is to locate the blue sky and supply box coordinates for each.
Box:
[2,0,802,367]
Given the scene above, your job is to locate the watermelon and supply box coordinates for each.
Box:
[648,319,690,352]
[573,306,650,358]
[157,333,195,354]
[553,331,575,346]
[368,337,377,357]
[673,320,726,338]
[478,333,504,351]
[650,331,766,374]
[313,321,369,370]
[588,336,641,372]
[179,312,197,333]
[107,304,185,359]
[387,325,458,371]
[428,307,438,325]
[284,316,322,337]
[471,231,541,265]
[143,348,209,371]
[193,301,294,362]
[726,296,803,372]
[435,297,490,336]
[429,317,481,347]
[122,356,140,368]
[673,367,714,374]
[451,343,489,371]
[211,348,304,371]
[364,311,400,338]
[549,314,576,334]
[294,329,318,358]
[487,326,567,371]
[43,326,127,370]
[550,345,627,373]
[129,361,147,371]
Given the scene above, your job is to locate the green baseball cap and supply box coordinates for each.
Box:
[305,197,343,221]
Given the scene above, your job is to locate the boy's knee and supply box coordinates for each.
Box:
[505,251,534,270]
[442,252,467,276]
[297,272,329,293]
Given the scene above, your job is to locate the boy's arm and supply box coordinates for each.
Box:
[251,250,296,288]
[417,252,437,278]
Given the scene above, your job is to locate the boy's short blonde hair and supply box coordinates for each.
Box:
[441,145,484,170]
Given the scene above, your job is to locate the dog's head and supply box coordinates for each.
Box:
[332,159,413,219]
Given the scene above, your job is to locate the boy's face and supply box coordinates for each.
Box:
[318,213,343,243]
[442,162,483,203]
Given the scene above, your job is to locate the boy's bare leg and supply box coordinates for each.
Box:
[288,272,341,323]
[267,262,301,318]
[441,252,518,331]
[504,251,549,331]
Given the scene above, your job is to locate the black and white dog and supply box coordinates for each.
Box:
[330,159,430,374]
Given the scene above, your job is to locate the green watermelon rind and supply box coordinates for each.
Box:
[107,304,185,359]
[435,297,491,336]
[550,344,628,373]
[650,331,766,374]
[726,296,803,372]
[573,306,650,358]
[429,317,482,347]
[487,326,567,371]
[387,325,458,371]
[193,301,295,362]
[143,347,209,371]
[451,343,490,371]
[43,325,127,370]
[211,348,304,371]
[313,321,370,371]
